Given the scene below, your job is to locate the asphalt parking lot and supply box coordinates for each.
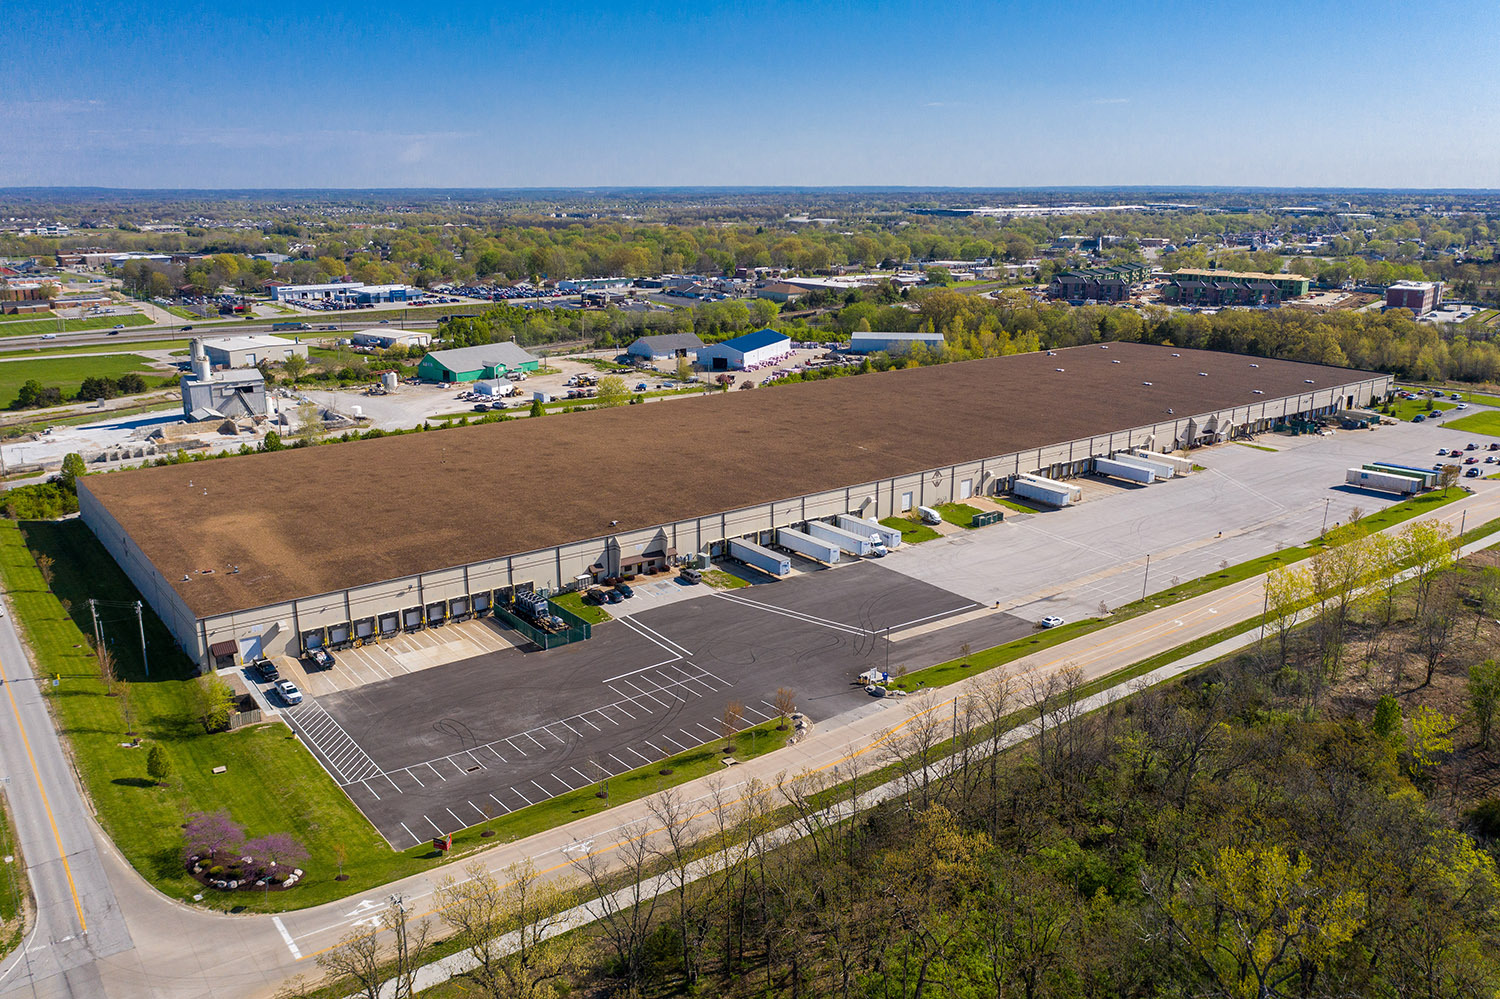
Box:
[284,562,1001,846]
[882,418,1488,624]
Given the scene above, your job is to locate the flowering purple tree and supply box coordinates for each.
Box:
[244,833,309,877]
[183,810,245,862]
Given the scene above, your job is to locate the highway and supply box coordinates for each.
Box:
[0,482,1494,998]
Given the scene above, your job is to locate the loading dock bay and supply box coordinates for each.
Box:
[282,562,1010,846]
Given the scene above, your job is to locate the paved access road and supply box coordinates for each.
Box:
[0,477,1495,998]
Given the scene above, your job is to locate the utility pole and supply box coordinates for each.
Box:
[89,599,103,649]
[1321,497,1331,537]
[135,601,148,677]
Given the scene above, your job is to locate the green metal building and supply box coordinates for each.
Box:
[417,342,541,383]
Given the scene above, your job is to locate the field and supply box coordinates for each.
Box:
[0,314,154,338]
[1443,410,1500,437]
[0,354,165,408]
[0,337,194,359]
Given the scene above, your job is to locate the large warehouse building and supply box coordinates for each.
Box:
[79,343,1392,667]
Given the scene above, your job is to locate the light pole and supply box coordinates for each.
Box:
[1321,497,1331,538]
[1141,553,1151,601]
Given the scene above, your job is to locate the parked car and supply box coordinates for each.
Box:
[253,659,279,682]
[1413,414,1425,423]
[1040,615,1065,628]
[307,647,334,669]
[181,325,193,331]
[273,679,303,705]
[680,567,702,584]
[1469,442,1479,450]
[864,684,887,697]
[616,583,634,598]
[1465,457,1478,464]
[605,589,624,604]
[1468,467,1482,478]
[473,403,489,412]
[1457,403,1470,410]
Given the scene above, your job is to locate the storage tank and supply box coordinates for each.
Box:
[381,371,398,392]
[351,405,363,419]
[190,338,211,381]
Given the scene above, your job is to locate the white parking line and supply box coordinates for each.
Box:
[628,746,652,764]
[658,733,687,750]
[469,801,486,818]
[400,821,419,845]
[609,751,631,771]
[488,793,510,814]
[550,773,572,792]
[446,807,464,827]
[527,733,546,750]
[507,738,529,757]
[531,780,549,798]
[512,785,533,805]
[570,765,592,783]
[425,815,444,834]
[487,745,508,763]
[362,780,382,801]
[428,763,447,781]
[406,768,426,787]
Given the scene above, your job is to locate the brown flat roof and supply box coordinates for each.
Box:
[1174,268,1307,283]
[83,343,1372,619]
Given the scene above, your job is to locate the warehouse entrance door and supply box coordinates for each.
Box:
[238,635,262,662]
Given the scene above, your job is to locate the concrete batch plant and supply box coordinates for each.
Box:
[78,343,1393,668]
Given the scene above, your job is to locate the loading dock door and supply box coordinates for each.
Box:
[472,592,491,614]
[353,618,375,641]
[301,629,326,651]
[449,596,470,620]
[328,622,352,647]
[238,635,262,662]
[378,612,400,637]
[402,607,424,631]
[959,478,972,499]
[426,601,448,626]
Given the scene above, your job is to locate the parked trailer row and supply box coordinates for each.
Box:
[838,514,902,550]
[728,538,791,577]
[1093,456,1157,484]
[1116,453,1175,480]
[1366,461,1439,489]
[803,518,877,556]
[1018,472,1081,501]
[1346,467,1422,495]
[1013,475,1075,508]
[1131,448,1193,476]
[776,527,841,564]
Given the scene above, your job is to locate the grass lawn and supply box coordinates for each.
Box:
[0,314,154,338]
[0,337,194,360]
[0,311,57,323]
[1235,441,1278,452]
[892,488,1462,690]
[701,569,749,590]
[0,354,168,408]
[935,502,984,528]
[1385,398,1454,422]
[1442,410,1500,437]
[0,520,798,913]
[993,496,1039,514]
[0,795,26,962]
[550,590,612,625]
[880,515,941,544]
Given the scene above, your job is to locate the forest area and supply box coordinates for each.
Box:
[294,516,1500,999]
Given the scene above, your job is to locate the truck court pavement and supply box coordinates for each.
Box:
[282,562,1005,846]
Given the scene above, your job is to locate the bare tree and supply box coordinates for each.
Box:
[1416,572,1460,687]
[316,926,383,999]
[435,860,574,999]
[648,787,706,987]
[97,645,118,692]
[877,691,945,810]
[773,687,797,730]
[974,668,1015,836]
[571,821,662,993]
[719,699,745,752]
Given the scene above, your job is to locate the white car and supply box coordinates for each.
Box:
[1040,615,1065,629]
[40,333,57,340]
[1456,403,1469,410]
[273,679,303,705]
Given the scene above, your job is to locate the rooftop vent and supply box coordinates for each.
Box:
[1304,379,1315,384]
[1250,363,1259,368]
[1143,381,1153,386]
[1199,372,1209,376]
[1171,352,1181,357]
[1100,344,1109,349]
[1253,389,1264,395]
[1055,368,1065,372]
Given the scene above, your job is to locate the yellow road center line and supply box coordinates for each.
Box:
[0,654,87,933]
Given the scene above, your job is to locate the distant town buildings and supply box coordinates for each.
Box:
[1385,279,1443,315]
[1163,269,1311,308]
[1047,264,1151,303]
[267,281,423,305]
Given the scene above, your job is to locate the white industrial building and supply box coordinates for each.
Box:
[350,329,432,349]
[626,332,704,363]
[849,331,946,354]
[268,282,423,304]
[202,335,309,369]
[695,329,793,371]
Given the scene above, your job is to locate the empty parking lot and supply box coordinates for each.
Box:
[283,562,1003,846]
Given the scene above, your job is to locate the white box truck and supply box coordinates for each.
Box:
[837,514,901,551]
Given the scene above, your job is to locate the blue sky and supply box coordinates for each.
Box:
[4,0,1498,189]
